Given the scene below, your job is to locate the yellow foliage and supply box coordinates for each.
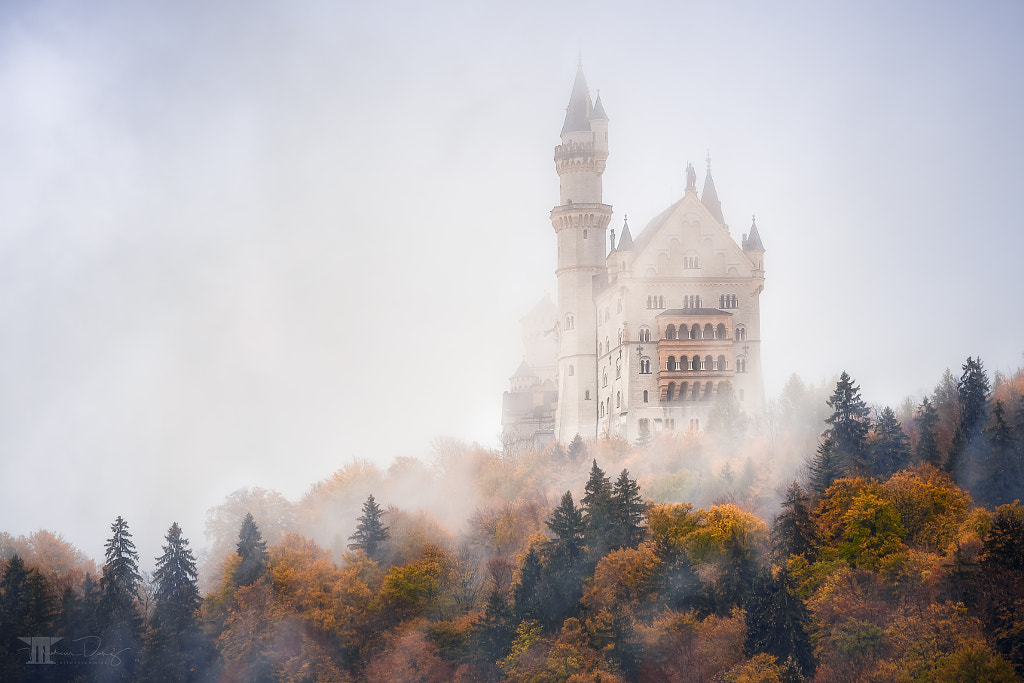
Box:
[582,542,664,614]
[682,504,768,565]
[721,652,783,683]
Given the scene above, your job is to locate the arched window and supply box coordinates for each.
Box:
[607,397,611,416]
[639,327,651,342]
[705,355,713,372]
[615,358,622,378]
[565,313,575,330]
[602,370,608,386]
[691,382,700,399]
[705,381,714,398]
[735,326,746,341]
[679,355,688,371]
[600,402,605,417]
[680,381,688,400]
[643,390,649,403]
[667,382,675,401]
[659,295,665,309]
[691,324,701,340]
[718,355,727,371]
[667,356,676,371]
[568,365,574,377]
[647,295,652,309]
[717,324,727,339]
[618,330,623,345]
[598,342,603,356]
[666,324,676,340]
[616,391,621,408]
[704,323,714,339]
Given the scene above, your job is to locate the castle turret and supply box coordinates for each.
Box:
[552,61,613,442]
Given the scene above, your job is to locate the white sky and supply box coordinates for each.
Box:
[2,0,1023,567]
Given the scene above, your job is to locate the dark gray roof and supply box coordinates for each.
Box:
[616,217,633,251]
[743,217,765,251]
[657,308,733,317]
[560,64,592,135]
[591,93,608,120]
[701,166,724,224]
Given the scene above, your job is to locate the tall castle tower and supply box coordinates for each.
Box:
[552,61,613,443]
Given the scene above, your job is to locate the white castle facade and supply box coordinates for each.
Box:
[502,63,766,448]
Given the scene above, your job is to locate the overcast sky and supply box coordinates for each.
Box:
[2,0,1022,567]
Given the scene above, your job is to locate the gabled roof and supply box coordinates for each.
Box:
[743,217,765,251]
[561,63,592,135]
[511,360,536,379]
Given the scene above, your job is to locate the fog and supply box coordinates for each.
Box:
[1,0,1023,567]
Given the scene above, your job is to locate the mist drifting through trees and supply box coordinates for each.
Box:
[2,358,1023,680]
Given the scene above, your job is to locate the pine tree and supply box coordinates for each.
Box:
[511,545,544,622]
[744,567,815,677]
[567,434,585,463]
[99,516,143,676]
[870,406,910,478]
[146,523,207,682]
[982,401,1022,507]
[611,469,646,549]
[0,555,53,680]
[824,371,871,473]
[807,438,841,498]
[914,397,941,467]
[348,494,390,560]
[153,523,200,633]
[773,481,816,562]
[234,513,269,586]
[546,491,585,564]
[581,460,614,556]
[949,356,991,477]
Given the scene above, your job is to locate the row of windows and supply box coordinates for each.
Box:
[683,256,699,269]
[665,354,728,371]
[664,323,729,340]
[645,293,743,310]
[683,295,702,309]
[720,294,739,309]
[664,380,722,401]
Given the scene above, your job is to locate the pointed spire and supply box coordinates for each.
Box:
[743,214,765,251]
[561,62,593,135]
[701,151,724,224]
[592,89,608,120]
[616,215,633,251]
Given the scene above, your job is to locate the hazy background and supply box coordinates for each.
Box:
[2,0,1022,567]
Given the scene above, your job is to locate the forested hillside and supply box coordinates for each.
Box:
[2,357,1023,681]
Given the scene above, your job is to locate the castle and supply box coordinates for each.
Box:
[502,63,766,449]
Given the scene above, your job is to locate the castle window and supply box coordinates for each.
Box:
[643,390,649,403]
[640,359,651,374]
[691,324,701,340]
[647,296,653,309]
[716,323,727,339]
[667,382,675,401]
[667,356,675,371]
[639,327,651,342]
[584,229,588,239]
[618,330,623,345]
[602,370,608,387]
[704,323,714,339]
[735,326,746,341]
[705,355,713,372]
[681,355,688,371]
[659,295,665,309]
[615,358,621,378]
[598,342,603,356]
[568,365,574,377]
[585,390,591,399]
[718,355,727,371]
[616,391,621,408]
[665,324,676,340]
[600,402,605,417]
[565,313,575,330]
[607,398,611,417]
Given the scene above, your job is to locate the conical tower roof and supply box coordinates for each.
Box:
[701,154,724,224]
[560,62,593,135]
[743,216,765,251]
[616,216,633,250]
[591,92,608,120]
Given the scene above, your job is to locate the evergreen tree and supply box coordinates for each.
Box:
[807,438,841,498]
[914,397,941,467]
[982,401,1022,507]
[348,494,390,560]
[567,434,585,462]
[546,491,585,564]
[511,545,544,622]
[152,523,200,632]
[581,460,614,556]
[744,567,815,677]
[870,406,910,478]
[824,371,871,473]
[233,512,269,586]
[146,523,208,682]
[949,356,991,477]
[610,469,646,549]
[0,555,56,680]
[99,516,143,678]
[773,481,817,562]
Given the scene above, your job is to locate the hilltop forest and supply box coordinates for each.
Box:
[2,357,1024,682]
